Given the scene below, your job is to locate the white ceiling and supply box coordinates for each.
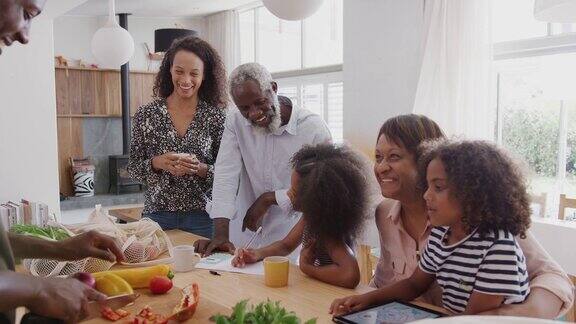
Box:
[65,0,258,17]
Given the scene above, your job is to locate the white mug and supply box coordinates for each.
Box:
[171,245,201,272]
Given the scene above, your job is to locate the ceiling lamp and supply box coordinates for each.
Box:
[262,0,324,21]
[91,0,135,68]
[534,0,576,22]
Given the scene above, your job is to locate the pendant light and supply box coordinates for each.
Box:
[262,0,324,21]
[91,0,135,68]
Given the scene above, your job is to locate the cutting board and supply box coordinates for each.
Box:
[83,286,231,323]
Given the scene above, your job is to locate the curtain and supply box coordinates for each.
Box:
[205,10,241,73]
[413,0,494,140]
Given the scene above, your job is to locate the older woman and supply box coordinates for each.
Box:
[332,114,574,318]
[128,36,228,237]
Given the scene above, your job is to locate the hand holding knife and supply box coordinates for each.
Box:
[21,293,139,324]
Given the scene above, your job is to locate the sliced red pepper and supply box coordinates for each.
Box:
[168,283,200,322]
[152,315,167,324]
[147,314,157,321]
[115,309,130,318]
[182,295,190,308]
[138,306,152,318]
[101,306,121,321]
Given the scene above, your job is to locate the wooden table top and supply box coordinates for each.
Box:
[85,229,445,323]
[108,206,143,223]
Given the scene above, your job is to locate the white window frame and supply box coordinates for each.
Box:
[275,70,343,119]
[493,26,576,219]
[237,2,343,74]
[275,70,344,142]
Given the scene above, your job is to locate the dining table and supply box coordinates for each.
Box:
[80,229,446,323]
[107,206,143,224]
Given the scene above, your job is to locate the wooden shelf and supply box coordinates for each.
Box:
[55,66,157,75]
[55,67,155,196]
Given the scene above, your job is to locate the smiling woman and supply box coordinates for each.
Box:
[127,36,228,238]
[332,114,575,319]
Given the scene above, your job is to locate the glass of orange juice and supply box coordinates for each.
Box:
[263,256,289,287]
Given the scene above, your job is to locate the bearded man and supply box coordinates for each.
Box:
[194,62,332,256]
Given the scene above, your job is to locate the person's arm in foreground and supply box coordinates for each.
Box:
[232,218,305,267]
[329,267,434,315]
[0,271,106,323]
[9,230,124,262]
[194,116,242,256]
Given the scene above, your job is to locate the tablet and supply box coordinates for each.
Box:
[333,300,444,324]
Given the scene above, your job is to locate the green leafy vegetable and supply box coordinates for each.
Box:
[11,224,70,241]
[211,299,317,324]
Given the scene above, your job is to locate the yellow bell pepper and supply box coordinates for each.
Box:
[95,273,134,296]
[93,264,173,289]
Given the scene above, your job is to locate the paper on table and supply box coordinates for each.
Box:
[195,253,264,275]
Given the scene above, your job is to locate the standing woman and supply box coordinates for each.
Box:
[128,36,228,237]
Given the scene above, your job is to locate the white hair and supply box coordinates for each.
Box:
[229,62,275,95]
[229,63,282,133]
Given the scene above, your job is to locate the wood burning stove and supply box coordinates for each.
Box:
[108,155,142,194]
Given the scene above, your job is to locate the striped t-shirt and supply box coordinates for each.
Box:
[419,227,530,313]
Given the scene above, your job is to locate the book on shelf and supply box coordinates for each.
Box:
[0,199,52,230]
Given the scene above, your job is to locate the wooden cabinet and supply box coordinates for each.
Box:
[55,67,156,196]
[55,67,156,117]
[57,118,84,196]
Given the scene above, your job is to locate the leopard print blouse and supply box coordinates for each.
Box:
[128,98,226,213]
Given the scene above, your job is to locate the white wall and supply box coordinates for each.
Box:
[343,0,425,246]
[0,3,89,218]
[531,220,576,275]
[343,0,424,157]
[54,16,206,72]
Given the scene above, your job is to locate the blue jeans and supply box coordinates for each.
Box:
[144,210,213,238]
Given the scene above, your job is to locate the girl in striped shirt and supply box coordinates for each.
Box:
[232,143,369,288]
[331,140,531,315]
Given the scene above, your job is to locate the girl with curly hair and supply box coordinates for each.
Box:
[232,143,369,288]
[334,140,532,315]
[331,115,572,318]
[128,36,228,237]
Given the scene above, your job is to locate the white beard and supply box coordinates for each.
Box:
[253,95,282,134]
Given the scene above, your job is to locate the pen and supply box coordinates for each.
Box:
[243,226,262,250]
[234,226,262,266]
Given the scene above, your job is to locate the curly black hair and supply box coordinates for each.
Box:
[291,143,369,242]
[419,140,531,238]
[153,36,228,108]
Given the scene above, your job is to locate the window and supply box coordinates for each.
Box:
[257,7,302,72]
[493,0,576,220]
[493,0,576,42]
[277,72,344,143]
[492,0,548,42]
[239,0,344,143]
[303,0,343,68]
[239,0,343,72]
[239,10,255,63]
